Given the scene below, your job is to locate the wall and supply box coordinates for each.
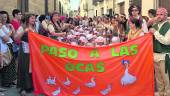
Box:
[29,0,45,14]
[0,0,17,16]
[87,0,94,17]
[142,0,154,16]
[0,0,70,16]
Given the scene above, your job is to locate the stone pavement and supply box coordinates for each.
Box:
[0,86,34,96]
[0,86,159,96]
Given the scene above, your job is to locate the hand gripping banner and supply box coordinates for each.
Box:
[28,32,154,96]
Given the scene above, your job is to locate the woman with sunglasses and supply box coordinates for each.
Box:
[128,5,148,35]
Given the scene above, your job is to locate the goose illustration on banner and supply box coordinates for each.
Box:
[63,77,71,86]
[121,60,136,86]
[121,68,136,86]
[85,77,96,88]
[47,76,56,85]
[100,84,112,95]
[52,87,61,96]
[72,87,80,95]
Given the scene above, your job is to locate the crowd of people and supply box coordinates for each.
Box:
[0,4,169,96]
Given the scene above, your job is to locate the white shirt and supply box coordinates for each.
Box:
[0,29,9,53]
[22,41,29,53]
[136,16,149,33]
[142,19,149,33]
[154,20,170,62]
[2,25,13,43]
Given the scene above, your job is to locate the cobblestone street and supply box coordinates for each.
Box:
[0,86,33,96]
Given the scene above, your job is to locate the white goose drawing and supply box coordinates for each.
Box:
[85,77,96,88]
[52,87,61,96]
[63,77,71,86]
[72,87,80,95]
[121,68,136,86]
[121,60,136,86]
[47,76,56,85]
[100,84,112,95]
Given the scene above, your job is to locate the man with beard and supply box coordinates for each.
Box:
[150,8,170,96]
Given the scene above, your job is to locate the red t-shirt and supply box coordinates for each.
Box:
[11,19,21,31]
[11,19,21,44]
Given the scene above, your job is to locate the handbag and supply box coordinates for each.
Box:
[1,48,12,67]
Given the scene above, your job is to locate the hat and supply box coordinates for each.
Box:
[79,36,88,43]
[112,36,120,43]
[93,35,97,39]
[157,8,168,15]
[67,34,75,39]
[93,28,96,31]
[71,42,78,45]
[86,34,93,40]
[94,31,99,35]
[74,32,80,36]
[78,28,84,32]
[95,36,105,43]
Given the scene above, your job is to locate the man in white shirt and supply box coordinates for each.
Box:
[150,8,170,96]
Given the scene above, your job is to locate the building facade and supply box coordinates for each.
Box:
[79,0,170,18]
[79,0,115,17]
[120,0,170,17]
[0,0,70,16]
[58,0,71,15]
[0,0,18,16]
[93,0,114,17]
[79,0,94,17]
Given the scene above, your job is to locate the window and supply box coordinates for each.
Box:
[93,0,98,5]
[25,0,29,12]
[108,9,113,16]
[19,0,29,13]
[119,2,125,14]
[101,7,104,16]
[129,0,141,7]
[62,6,63,15]
[59,1,62,14]
[17,0,21,9]
[159,0,170,16]
[54,0,56,10]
